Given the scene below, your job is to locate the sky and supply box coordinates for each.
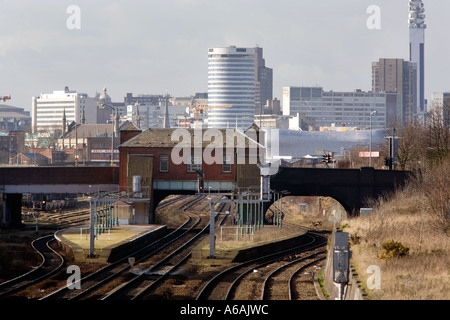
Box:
[0,0,449,112]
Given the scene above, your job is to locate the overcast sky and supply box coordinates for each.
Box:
[1,0,449,112]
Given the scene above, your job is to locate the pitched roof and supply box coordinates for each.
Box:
[120,122,142,132]
[120,128,264,149]
[61,124,113,139]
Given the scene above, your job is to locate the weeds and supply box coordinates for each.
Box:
[317,269,329,297]
[341,159,450,299]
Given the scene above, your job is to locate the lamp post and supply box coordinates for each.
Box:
[369,110,377,167]
[97,87,115,166]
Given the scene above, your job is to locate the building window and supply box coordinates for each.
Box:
[160,155,169,173]
[187,156,202,173]
[222,156,231,173]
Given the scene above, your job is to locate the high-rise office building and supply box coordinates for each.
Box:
[255,47,273,107]
[31,87,98,133]
[372,58,417,124]
[282,86,401,129]
[409,0,426,114]
[207,46,272,129]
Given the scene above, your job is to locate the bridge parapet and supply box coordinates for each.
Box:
[0,166,120,227]
[0,166,119,194]
[270,167,411,215]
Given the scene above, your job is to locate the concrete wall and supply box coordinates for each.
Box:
[324,199,348,229]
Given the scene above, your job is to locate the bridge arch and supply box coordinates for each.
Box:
[270,167,411,216]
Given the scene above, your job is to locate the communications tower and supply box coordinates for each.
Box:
[409,0,426,114]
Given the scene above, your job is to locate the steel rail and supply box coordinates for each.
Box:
[287,255,326,300]
[196,232,328,300]
[102,206,229,300]
[0,234,64,298]
[259,250,326,300]
[39,214,193,300]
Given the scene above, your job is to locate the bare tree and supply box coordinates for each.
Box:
[427,101,450,164]
[397,122,427,171]
[416,158,450,234]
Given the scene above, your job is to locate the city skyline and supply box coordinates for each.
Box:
[1,1,449,113]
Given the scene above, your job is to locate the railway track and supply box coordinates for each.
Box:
[196,232,327,300]
[41,210,91,227]
[0,194,211,300]
[101,209,229,300]
[0,234,64,298]
[37,194,217,300]
[181,194,207,212]
[260,250,326,300]
[23,202,92,229]
[28,195,202,230]
[39,195,229,300]
[157,195,191,210]
[6,193,330,301]
[39,215,195,300]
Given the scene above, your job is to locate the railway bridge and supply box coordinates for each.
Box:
[269,166,411,214]
[0,166,119,227]
[0,165,411,227]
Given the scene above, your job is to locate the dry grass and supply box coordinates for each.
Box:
[342,182,450,300]
[215,225,305,250]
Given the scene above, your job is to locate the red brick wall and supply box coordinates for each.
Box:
[119,146,235,190]
[120,130,141,144]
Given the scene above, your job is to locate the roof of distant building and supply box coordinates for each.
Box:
[120,128,264,149]
[21,153,49,160]
[61,121,132,139]
[0,104,31,118]
[120,122,142,132]
[61,124,113,139]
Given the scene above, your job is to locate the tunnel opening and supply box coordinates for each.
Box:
[264,195,348,230]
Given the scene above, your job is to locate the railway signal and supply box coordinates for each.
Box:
[321,154,332,164]
[384,156,393,170]
[198,176,204,192]
[196,169,204,193]
[333,232,351,300]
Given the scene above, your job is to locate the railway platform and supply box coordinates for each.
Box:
[55,224,167,263]
[192,225,309,265]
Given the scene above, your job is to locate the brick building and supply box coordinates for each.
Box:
[118,126,264,223]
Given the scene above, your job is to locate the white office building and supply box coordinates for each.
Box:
[208,46,257,129]
[282,87,401,129]
[32,87,98,133]
[431,92,450,126]
[126,102,188,129]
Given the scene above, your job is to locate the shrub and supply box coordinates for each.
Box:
[378,240,409,261]
[413,157,450,234]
